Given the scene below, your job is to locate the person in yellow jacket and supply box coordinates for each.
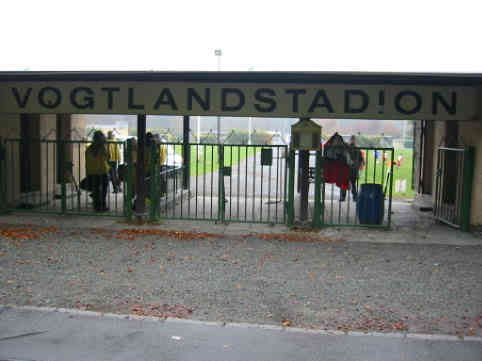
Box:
[129,133,168,210]
[145,133,167,174]
[106,130,121,193]
[85,130,110,211]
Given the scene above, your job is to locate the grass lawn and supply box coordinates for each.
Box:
[358,148,414,199]
[173,144,259,177]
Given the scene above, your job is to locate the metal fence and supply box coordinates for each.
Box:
[434,146,474,231]
[289,146,394,228]
[1,138,127,216]
[147,143,288,224]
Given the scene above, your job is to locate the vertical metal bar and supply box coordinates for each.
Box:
[338,186,342,224]
[53,141,56,212]
[434,149,439,218]
[135,114,147,217]
[172,145,176,218]
[287,149,295,226]
[268,149,272,223]
[387,149,394,228]
[260,150,264,222]
[275,146,280,222]
[381,150,386,188]
[39,140,44,211]
[9,141,13,210]
[461,147,474,231]
[330,183,334,225]
[245,146,248,221]
[373,149,377,183]
[76,142,81,211]
[321,159,325,226]
[364,149,368,184]
[149,143,155,221]
[180,144,184,218]
[210,146,213,218]
[441,150,446,221]
[59,140,66,214]
[194,144,198,218]
[218,145,225,222]
[0,138,5,214]
[188,143,194,218]
[312,150,322,228]
[122,141,127,216]
[125,139,133,220]
[456,152,464,225]
[203,144,207,218]
[252,147,256,222]
[164,150,168,215]
[298,150,309,221]
[237,145,240,220]
[283,146,288,224]
[229,145,233,220]
[183,116,190,189]
[346,179,351,224]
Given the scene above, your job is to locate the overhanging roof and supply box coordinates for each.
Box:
[0,71,481,86]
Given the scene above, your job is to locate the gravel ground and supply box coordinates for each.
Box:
[0,222,481,337]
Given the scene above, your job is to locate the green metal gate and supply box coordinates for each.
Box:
[434,146,474,231]
[1,138,127,217]
[147,143,288,224]
[287,146,395,228]
[0,138,288,224]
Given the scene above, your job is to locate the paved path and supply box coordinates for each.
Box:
[1,307,481,361]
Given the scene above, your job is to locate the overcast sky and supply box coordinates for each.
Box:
[3,0,481,73]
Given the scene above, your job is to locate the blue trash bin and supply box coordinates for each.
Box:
[356,184,385,225]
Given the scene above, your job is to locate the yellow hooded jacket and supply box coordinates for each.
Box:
[107,141,121,163]
[85,145,110,175]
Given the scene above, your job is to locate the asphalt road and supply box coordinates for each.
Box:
[1,307,481,361]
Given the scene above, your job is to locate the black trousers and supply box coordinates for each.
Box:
[90,174,108,210]
[340,168,359,200]
[108,161,120,191]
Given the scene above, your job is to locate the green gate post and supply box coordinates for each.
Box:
[59,139,67,214]
[312,150,322,228]
[461,146,475,232]
[0,137,6,214]
[149,143,161,221]
[124,139,134,220]
[286,149,295,226]
[218,145,225,223]
[387,149,394,229]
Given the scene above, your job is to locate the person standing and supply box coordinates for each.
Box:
[340,135,364,202]
[106,130,121,193]
[85,131,110,211]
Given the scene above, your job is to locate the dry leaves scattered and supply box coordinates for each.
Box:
[334,318,408,332]
[129,303,194,319]
[245,232,343,243]
[0,224,58,245]
[114,229,226,241]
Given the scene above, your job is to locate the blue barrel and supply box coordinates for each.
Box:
[356,184,385,225]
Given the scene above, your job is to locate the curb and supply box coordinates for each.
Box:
[2,304,481,342]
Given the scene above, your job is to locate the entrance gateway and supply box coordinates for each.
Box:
[0,72,480,228]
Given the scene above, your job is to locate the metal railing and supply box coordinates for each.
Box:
[434,146,474,231]
[146,143,288,224]
[287,146,394,228]
[2,138,126,216]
